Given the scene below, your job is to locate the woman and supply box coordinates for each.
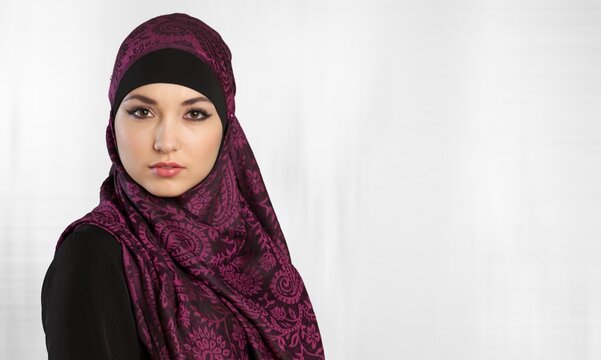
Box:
[41,13,325,359]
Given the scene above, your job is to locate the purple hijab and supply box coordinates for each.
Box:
[56,13,325,359]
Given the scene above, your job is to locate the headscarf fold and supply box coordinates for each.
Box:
[56,13,325,359]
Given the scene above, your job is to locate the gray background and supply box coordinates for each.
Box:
[1,0,600,359]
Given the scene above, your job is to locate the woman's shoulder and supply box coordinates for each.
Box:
[42,223,128,324]
[65,222,118,244]
[42,224,147,359]
[46,223,123,290]
[42,221,126,312]
[55,223,120,261]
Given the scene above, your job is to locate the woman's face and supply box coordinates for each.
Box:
[114,83,223,197]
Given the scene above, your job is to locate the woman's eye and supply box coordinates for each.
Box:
[186,109,210,121]
[127,107,153,118]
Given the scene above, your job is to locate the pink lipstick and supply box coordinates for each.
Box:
[150,162,184,178]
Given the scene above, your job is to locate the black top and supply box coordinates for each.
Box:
[41,223,151,359]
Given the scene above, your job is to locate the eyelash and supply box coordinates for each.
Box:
[126,107,211,121]
[186,109,211,120]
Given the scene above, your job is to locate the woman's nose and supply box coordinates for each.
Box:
[153,117,181,153]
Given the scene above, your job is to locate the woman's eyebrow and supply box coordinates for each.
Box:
[123,94,157,105]
[182,96,210,105]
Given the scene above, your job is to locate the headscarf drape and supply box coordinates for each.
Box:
[55,13,325,360]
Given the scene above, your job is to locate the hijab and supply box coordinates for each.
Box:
[55,13,325,359]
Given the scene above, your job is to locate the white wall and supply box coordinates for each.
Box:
[1,0,600,359]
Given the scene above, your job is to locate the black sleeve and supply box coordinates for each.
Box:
[41,224,149,360]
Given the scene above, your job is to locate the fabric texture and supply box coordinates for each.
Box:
[53,12,325,360]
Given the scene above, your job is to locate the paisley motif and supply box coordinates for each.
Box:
[270,268,304,305]
[159,222,214,266]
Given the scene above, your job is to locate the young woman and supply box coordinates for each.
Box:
[41,13,325,359]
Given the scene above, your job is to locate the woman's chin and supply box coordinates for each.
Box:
[143,183,188,198]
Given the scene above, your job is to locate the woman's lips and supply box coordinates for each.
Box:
[150,162,184,178]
